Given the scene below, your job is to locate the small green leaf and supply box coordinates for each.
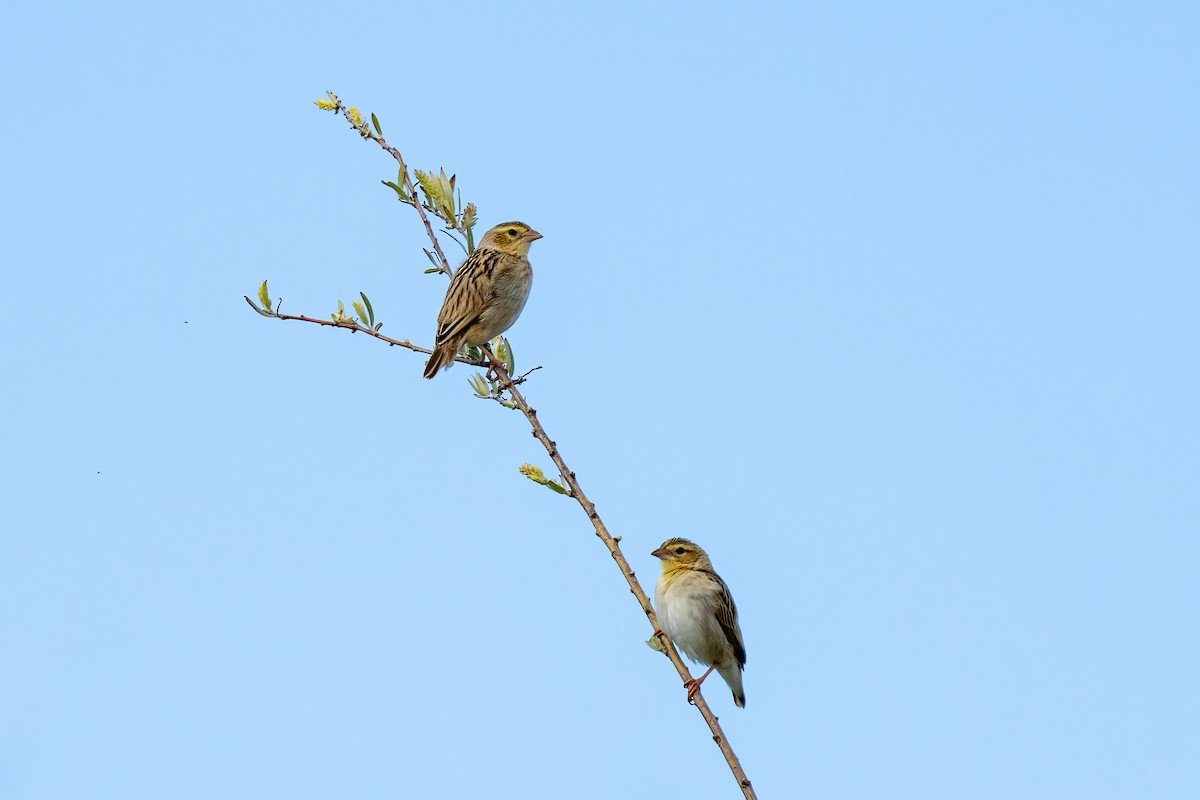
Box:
[462,203,477,252]
[468,373,489,398]
[493,336,515,375]
[360,292,374,326]
[414,169,441,218]
[423,267,442,274]
[257,280,271,310]
[352,300,368,326]
[438,169,456,222]
[646,637,668,654]
[332,299,351,323]
[518,463,569,495]
[245,296,273,316]
[416,168,460,225]
[370,112,382,135]
[382,180,411,202]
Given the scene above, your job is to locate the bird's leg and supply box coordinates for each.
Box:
[479,344,501,382]
[480,343,515,392]
[684,665,717,704]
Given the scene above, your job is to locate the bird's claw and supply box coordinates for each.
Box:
[483,359,513,391]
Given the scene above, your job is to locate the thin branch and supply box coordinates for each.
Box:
[483,351,758,799]
[331,98,453,277]
[268,98,759,798]
[242,296,488,368]
[513,365,543,383]
[247,290,757,797]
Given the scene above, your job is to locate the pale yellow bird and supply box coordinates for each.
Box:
[423,221,542,379]
[652,537,746,707]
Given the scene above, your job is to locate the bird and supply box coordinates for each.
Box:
[652,537,746,707]
[423,221,542,379]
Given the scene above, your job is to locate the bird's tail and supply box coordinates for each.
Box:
[719,663,746,708]
[423,343,456,379]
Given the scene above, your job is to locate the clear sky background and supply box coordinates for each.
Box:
[2,2,1197,798]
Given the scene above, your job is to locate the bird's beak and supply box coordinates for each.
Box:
[650,547,671,559]
[523,229,543,242]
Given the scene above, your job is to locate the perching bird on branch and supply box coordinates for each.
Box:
[652,538,747,708]
[423,221,542,378]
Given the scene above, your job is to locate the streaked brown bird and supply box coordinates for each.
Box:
[652,537,747,707]
[423,221,542,379]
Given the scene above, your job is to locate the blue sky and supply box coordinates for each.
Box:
[2,2,1197,798]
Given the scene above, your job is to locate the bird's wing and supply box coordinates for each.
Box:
[712,573,746,668]
[435,250,496,346]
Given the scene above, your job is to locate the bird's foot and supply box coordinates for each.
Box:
[683,665,716,705]
[479,345,507,386]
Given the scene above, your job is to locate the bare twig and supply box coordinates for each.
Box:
[512,365,543,385]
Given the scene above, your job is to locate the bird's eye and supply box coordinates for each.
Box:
[507,228,518,236]
[675,547,686,555]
